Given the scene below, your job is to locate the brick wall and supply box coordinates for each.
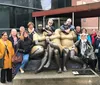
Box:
[72,0,99,33]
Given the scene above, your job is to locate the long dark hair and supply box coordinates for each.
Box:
[1,31,7,36]
[23,31,31,40]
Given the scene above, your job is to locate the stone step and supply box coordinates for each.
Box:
[13,69,100,85]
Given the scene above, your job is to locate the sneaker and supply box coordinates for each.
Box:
[20,68,24,73]
[63,66,68,72]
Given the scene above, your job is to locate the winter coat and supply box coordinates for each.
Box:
[0,39,14,69]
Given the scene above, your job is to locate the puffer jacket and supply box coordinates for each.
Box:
[18,37,33,54]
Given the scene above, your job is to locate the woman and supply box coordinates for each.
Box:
[9,29,19,52]
[91,29,97,48]
[78,28,92,43]
[95,31,100,72]
[19,26,25,35]
[18,26,25,40]
[9,29,20,78]
[27,22,35,40]
[72,33,96,70]
[0,32,14,83]
[17,31,33,73]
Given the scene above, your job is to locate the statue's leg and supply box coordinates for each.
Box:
[44,44,53,68]
[54,49,62,73]
[70,50,84,64]
[30,46,44,59]
[70,49,87,69]
[35,49,48,73]
[62,48,70,72]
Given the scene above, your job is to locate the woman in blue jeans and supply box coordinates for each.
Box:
[18,31,33,73]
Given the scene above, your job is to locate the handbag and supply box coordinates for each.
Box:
[0,46,7,68]
[12,49,23,64]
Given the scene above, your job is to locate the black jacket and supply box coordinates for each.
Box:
[95,37,100,56]
[8,36,19,52]
[18,37,33,54]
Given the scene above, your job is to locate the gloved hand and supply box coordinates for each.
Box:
[18,49,25,53]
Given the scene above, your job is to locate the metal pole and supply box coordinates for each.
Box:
[72,12,74,26]
[98,17,100,31]
[43,16,46,28]
[58,18,60,28]
[35,17,37,29]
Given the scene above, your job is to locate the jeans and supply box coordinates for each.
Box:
[97,57,100,71]
[20,54,29,70]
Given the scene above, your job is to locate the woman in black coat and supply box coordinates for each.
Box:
[95,31,100,71]
[18,31,33,73]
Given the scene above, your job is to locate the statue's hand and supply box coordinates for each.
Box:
[46,37,50,43]
[65,28,70,34]
[35,40,39,45]
[47,31,53,36]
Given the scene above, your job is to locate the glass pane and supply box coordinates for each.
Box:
[14,8,33,28]
[14,0,29,6]
[0,6,10,28]
[0,0,12,4]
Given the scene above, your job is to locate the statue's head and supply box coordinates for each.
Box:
[65,18,72,25]
[48,19,53,26]
[38,24,43,32]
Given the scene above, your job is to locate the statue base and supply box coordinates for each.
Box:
[13,69,99,85]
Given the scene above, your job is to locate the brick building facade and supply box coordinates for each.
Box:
[72,0,100,33]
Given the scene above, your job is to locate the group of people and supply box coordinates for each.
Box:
[0,18,100,84]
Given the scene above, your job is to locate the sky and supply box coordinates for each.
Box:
[40,0,51,10]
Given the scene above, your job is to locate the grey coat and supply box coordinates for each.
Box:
[74,40,96,60]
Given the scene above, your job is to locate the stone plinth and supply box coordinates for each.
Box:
[13,69,100,85]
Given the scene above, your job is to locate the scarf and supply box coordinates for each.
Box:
[81,40,87,56]
[91,33,96,45]
[28,28,34,34]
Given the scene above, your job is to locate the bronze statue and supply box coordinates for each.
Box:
[31,24,48,73]
[60,21,77,71]
[43,19,62,73]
